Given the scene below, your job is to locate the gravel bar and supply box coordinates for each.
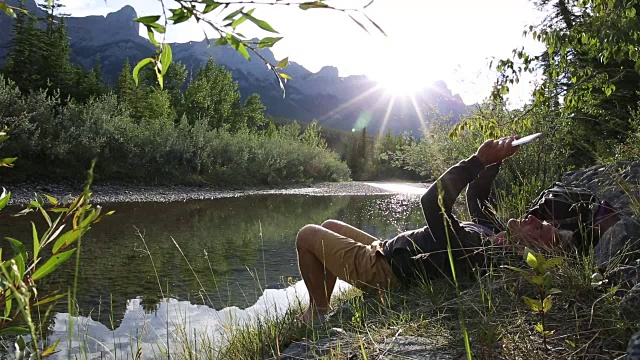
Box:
[3,181,431,205]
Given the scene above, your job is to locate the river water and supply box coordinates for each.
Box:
[0,185,426,358]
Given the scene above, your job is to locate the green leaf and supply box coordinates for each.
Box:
[214,36,229,46]
[223,6,244,21]
[134,15,161,25]
[42,339,60,356]
[146,25,159,47]
[531,274,545,285]
[544,258,564,271]
[0,157,17,167]
[133,58,154,86]
[148,22,166,34]
[34,293,67,306]
[534,322,545,333]
[231,14,248,29]
[242,11,279,33]
[236,43,250,60]
[542,296,552,313]
[629,47,638,62]
[7,237,26,259]
[160,44,173,77]
[0,327,29,336]
[228,36,250,60]
[168,8,190,24]
[4,298,11,318]
[535,253,547,268]
[299,1,329,10]
[203,2,221,14]
[277,57,289,69]
[525,250,538,269]
[32,222,39,261]
[32,249,76,280]
[523,296,542,312]
[52,228,86,254]
[280,73,292,80]
[44,194,58,206]
[258,37,283,49]
[0,188,10,210]
[0,3,16,18]
[627,7,636,17]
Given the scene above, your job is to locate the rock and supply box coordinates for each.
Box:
[377,336,454,359]
[280,330,356,360]
[606,262,640,289]
[621,284,640,322]
[594,216,640,266]
[629,332,640,360]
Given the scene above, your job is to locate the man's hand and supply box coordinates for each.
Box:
[475,136,520,166]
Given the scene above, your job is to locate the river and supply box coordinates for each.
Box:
[0,183,427,359]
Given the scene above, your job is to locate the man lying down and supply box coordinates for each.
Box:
[294,136,620,323]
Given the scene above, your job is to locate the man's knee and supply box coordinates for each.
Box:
[296,224,322,251]
[321,219,343,233]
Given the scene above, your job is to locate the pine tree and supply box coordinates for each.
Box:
[182,58,242,130]
[116,59,137,103]
[38,1,72,98]
[83,56,106,99]
[243,94,267,131]
[4,6,43,92]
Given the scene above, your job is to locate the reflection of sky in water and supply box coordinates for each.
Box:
[364,182,427,195]
[48,280,351,359]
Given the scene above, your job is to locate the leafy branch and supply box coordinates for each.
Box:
[503,247,563,348]
[132,0,384,94]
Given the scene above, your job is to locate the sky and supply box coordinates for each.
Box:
[57,0,545,106]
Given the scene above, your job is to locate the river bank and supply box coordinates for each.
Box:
[4,181,431,205]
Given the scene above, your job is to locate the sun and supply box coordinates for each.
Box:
[366,40,434,97]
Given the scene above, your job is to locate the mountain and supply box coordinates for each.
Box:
[0,1,473,135]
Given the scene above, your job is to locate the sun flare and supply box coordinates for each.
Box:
[366,40,435,97]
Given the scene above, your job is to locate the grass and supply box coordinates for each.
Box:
[216,252,633,359]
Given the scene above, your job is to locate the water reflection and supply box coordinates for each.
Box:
[47,281,351,359]
[0,191,425,356]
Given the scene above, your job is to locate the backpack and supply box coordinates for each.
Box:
[524,182,601,252]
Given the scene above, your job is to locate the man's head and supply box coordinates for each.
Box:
[506,214,560,250]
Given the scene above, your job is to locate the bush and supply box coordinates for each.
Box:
[0,75,350,185]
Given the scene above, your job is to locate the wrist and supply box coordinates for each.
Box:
[474,153,491,166]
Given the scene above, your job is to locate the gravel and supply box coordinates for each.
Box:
[3,181,431,205]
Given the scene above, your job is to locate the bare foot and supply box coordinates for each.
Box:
[298,307,328,326]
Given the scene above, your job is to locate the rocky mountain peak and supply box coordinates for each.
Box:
[316,66,340,78]
[107,5,138,20]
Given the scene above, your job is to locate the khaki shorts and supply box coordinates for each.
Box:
[310,236,398,292]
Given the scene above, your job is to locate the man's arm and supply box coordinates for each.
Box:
[421,137,519,249]
[466,161,502,229]
[421,155,487,247]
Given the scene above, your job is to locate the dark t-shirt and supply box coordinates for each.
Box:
[382,155,496,284]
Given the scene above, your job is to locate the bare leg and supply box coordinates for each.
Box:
[321,219,378,246]
[309,219,379,312]
[297,221,378,320]
[296,224,339,322]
